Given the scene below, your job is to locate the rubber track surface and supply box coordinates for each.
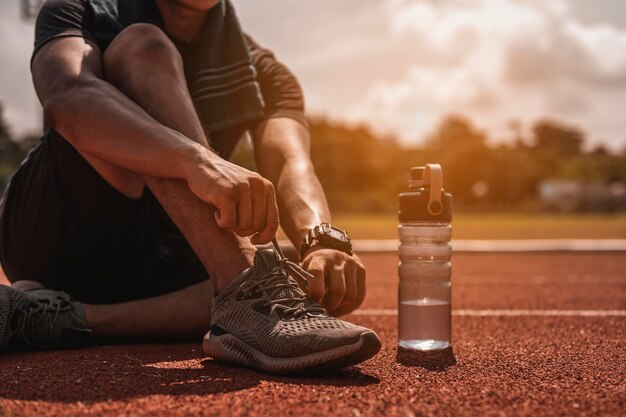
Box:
[0,253,624,417]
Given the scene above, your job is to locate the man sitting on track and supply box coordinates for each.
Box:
[0,0,380,373]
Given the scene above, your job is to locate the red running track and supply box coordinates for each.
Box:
[0,252,625,417]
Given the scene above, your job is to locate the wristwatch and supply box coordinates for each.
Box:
[299,223,353,259]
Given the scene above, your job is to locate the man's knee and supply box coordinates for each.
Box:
[103,23,183,81]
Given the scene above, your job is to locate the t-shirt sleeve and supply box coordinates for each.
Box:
[244,34,308,128]
[32,0,98,62]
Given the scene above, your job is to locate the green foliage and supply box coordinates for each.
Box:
[0,105,25,179]
[532,120,583,157]
[309,118,405,213]
[0,105,39,191]
[308,115,626,212]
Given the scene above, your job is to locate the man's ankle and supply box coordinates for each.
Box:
[207,246,255,294]
[213,264,252,294]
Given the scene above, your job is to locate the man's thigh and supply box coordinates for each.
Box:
[0,132,207,304]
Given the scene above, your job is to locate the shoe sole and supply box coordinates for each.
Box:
[203,330,381,374]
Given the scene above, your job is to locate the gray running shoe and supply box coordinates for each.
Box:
[203,245,381,374]
[0,284,91,352]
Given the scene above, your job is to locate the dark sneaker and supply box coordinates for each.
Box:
[0,283,91,352]
[203,246,381,374]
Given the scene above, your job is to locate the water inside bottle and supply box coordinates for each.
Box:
[398,298,451,351]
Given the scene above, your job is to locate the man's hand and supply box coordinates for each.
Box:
[252,118,365,313]
[186,149,279,244]
[301,247,366,316]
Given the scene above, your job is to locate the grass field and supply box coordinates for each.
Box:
[314,212,626,240]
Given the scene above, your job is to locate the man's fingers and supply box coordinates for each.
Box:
[214,193,237,230]
[251,182,279,244]
[302,252,368,317]
[328,262,366,317]
[250,178,267,234]
[355,263,367,307]
[324,266,346,311]
[234,183,253,233]
[341,261,358,305]
[187,158,278,238]
[306,260,325,303]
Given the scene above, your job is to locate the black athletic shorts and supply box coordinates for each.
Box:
[0,130,208,304]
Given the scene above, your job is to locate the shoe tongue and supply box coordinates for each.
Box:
[253,249,282,277]
[213,250,281,305]
[251,249,308,314]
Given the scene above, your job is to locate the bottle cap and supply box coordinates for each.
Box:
[399,164,453,222]
[409,167,426,188]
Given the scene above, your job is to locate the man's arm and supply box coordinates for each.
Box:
[252,118,366,316]
[245,33,366,315]
[33,37,198,180]
[32,35,278,242]
[252,119,329,243]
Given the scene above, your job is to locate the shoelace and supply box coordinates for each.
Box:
[271,238,314,290]
[10,293,72,348]
[239,240,327,318]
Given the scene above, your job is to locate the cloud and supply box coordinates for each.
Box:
[1,0,625,151]
[350,0,626,150]
[0,1,40,137]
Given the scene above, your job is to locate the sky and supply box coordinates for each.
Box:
[1,0,625,151]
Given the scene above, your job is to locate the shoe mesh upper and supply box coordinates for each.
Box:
[0,286,89,351]
[0,285,35,351]
[211,249,369,358]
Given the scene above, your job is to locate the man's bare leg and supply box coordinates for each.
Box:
[81,24,258,340]
[90,282,215,341]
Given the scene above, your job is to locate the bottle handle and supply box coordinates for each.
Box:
[424,164,443,215]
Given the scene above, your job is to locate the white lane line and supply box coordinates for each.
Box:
[352,239,626,252]
[371,275,626,284]
[277,239,626,252]
[353,309,626,317]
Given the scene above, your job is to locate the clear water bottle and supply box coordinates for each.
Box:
[398,164,453,351]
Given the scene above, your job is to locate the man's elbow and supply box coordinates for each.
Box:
[41,78,97,142]
[42,93,65,130]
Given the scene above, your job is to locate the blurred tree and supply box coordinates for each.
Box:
[519,120,588,201]
[559,153,626,181]
[427,115,485,151]
[0,104,40,193]
[532,120,583,156]
[308,115,626,212]
[424,115,493,207]
[309,117,403,212]
[0,104,25,178]
[0,105,8,138]
[590,145,609,157]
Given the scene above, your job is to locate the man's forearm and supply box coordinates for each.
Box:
[44,78,206,181]
[274,160,331,248]
[253,117,332,249]
[33,37,207,182]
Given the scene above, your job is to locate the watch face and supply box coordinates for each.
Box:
[317,227,350,247]
[302,224,352,257]
[329,228,350,242]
